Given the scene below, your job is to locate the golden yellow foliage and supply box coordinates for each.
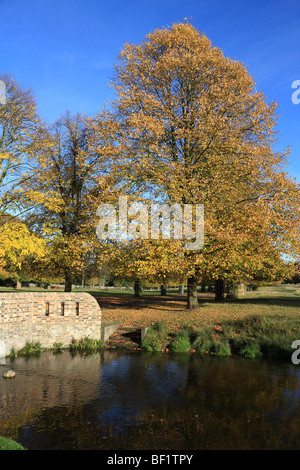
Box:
[106,21,300,307]
[0,221,46,280]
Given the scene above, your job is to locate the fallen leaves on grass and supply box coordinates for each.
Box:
[95,291,300,334]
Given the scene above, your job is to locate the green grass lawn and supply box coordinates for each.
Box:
[197,284,300,328]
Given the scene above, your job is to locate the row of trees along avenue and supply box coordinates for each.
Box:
[0,22,299,308]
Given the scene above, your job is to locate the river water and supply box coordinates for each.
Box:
[0,350,300,450]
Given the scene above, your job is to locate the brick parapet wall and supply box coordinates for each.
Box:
[0,292,101,355]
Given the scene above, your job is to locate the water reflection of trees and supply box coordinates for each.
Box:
[1,351,300,449]
[96,353,300,450]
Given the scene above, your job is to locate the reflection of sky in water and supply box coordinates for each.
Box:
[255,364,300,428]
[98,356,183,425]
[144,361,186,401]
[282,366,300,413]
[97,355,191,432]
[100,356,187,405]
[97,355,300,438]
[97,406,137,435]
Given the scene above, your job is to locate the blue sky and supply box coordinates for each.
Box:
[1,0,300,182]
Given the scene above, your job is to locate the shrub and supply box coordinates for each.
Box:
[170,335,192,353]
[52,342,64,352]
[16,342,42,356]
[141,321,172,352]
[193,337,214,353]
[213,339,231,356]
[228,332,250,355]
[68,337,104,352]
[141,327,163,352]
[259,333,294,359]
[240,342,263,359]
[223,315,298,359]
[153,320,166,333]
[192,328,214,354]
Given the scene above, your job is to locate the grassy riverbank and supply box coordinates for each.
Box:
[140,314,300,359]
[97,284,300,360]
[8,337,105,357]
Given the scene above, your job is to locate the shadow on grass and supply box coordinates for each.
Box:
[106,327,142,348]
[225,296,300,308]
[93,291,300,311]
[91,293,188,309]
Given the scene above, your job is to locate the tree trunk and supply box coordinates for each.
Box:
[134,279,142,297]
[215,279,224,301]
[178,284,184,294]
[64,272,72,292]
[187,275,199,309]
[160,284,167,295]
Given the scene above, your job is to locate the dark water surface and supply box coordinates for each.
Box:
[0,350,300,450]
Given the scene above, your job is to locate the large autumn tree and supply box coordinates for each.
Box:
[0,74,42,216]
[0,75,48,284]
[25,111,118,291]
[108,21,300,308]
